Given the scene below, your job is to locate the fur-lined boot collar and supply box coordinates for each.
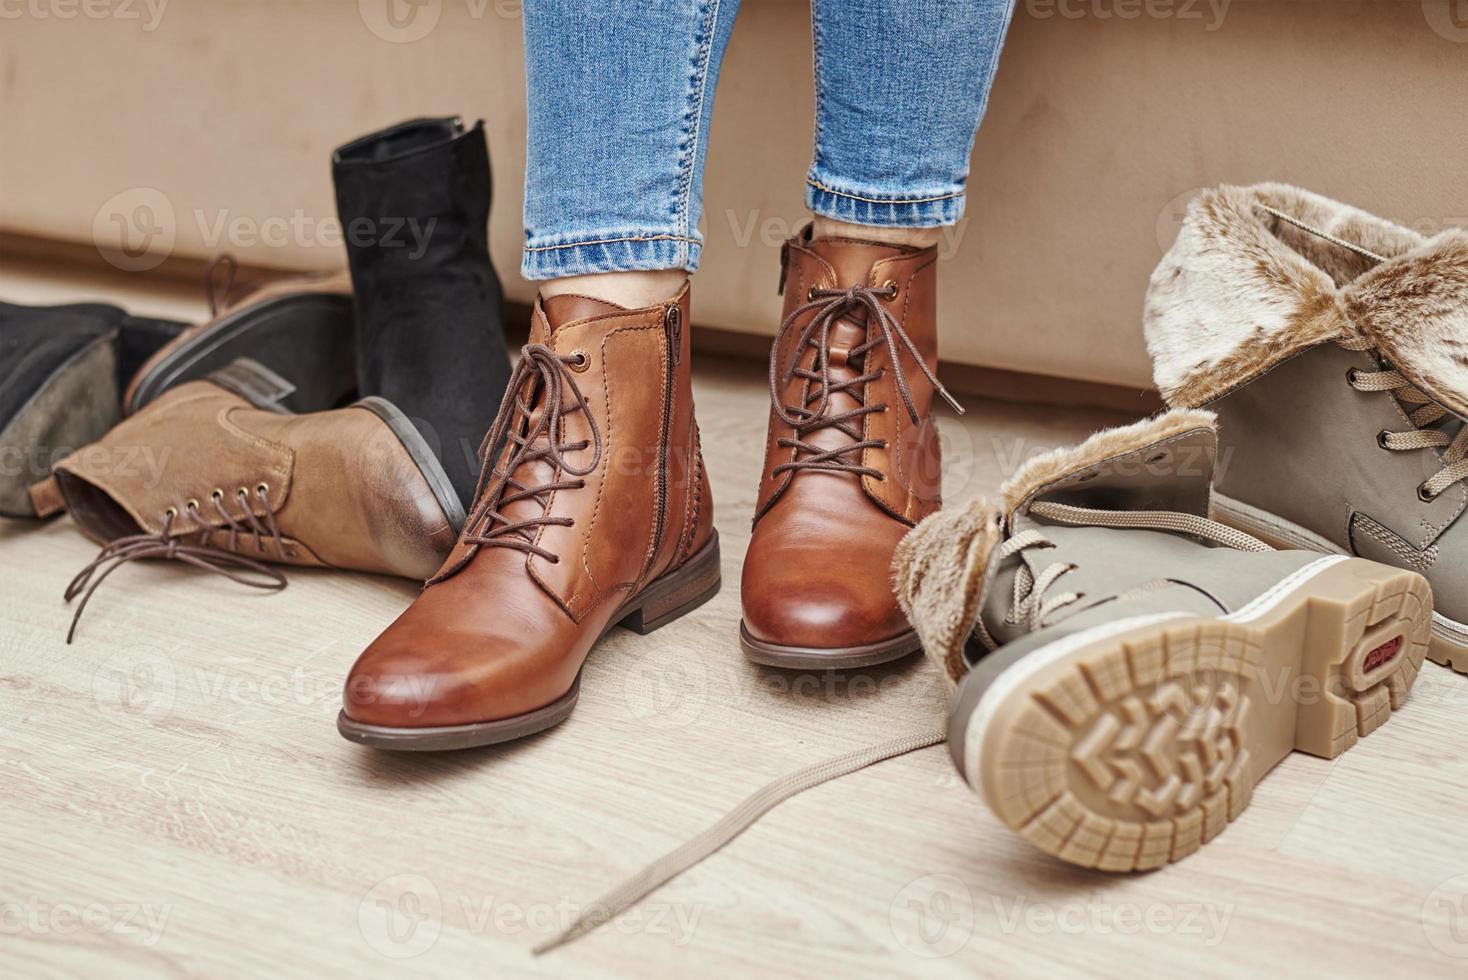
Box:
[1146,183,1468,417]
[894,409,1217,687]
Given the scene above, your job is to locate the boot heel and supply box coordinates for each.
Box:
[1291,559,1432,759]
[617,532,721,635]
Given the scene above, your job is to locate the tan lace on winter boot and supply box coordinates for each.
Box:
[1147,183,1468,672]
[895,409,1431,871]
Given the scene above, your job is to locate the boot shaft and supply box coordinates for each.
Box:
[434,285,712,617]
[1146,183,1468,626]
[758,228,944,527]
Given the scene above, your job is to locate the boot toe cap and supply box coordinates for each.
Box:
[740,550,912,651]
[342,616,575,730]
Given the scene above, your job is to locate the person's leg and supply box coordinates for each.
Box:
[521,0,742,306]
[740,0,1017,667]
[805,0,1016,239]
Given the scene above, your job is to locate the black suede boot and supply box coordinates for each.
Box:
[332,117,512,510]
[0,300,185,517]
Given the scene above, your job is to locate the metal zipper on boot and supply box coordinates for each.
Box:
[646,303,681,577]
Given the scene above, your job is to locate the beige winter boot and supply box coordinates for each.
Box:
[1146,183,1468,672]
[894,410,1431,871]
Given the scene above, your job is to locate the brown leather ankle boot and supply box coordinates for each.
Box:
[740,228,958,669]
[338,283,720,750]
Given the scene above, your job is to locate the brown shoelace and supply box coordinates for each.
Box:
[203,253,241,317]
[64,489,290,643]
[460,344,603,563]
[763,284,961,514]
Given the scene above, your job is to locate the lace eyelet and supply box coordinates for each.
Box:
[163,506,178,520]
[568,350,590,373]
[211,488,225,501]
[1418,483,1440,502]
[807,286,820,302]
[1346,367,1361,386]
[256,482,270,495]
[1146,452,1167,465]
[185,498,200,512]
[881,279,899,298]
[1377,430,1392,450]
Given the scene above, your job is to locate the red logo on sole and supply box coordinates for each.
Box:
[1363,636,1403,673]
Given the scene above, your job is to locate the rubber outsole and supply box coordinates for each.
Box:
[125,293,355,415]
[957,557,1431,872]
[1212,490,1468,675]
[738,623,922,670]
[336,532,723,751]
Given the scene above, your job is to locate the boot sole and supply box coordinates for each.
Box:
[125,293,355,415]
[0,331,118,518]
[335,531,722,751]
[1212,490,1468,673]
[738,623,921,670]
[955,556,1430,872]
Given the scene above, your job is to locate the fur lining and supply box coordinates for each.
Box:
[893,501,1002,688]
[998,408,1217,516]
[1145,183,1468,417]
[894,409,1215,687]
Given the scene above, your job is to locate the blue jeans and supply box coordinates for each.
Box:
[521,0,1017,280]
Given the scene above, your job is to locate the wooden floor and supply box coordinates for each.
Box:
[4,265,1468,978]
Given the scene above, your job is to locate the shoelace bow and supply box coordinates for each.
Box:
[764,284,962,501]
[65,491,289,643]
[460,344,603,563]
[973,500,1273,651]
[1340,336,1468,501]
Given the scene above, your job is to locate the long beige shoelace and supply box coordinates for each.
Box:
[535,501,1269,953]
[533,727,945,954]
[972,501,1272,651]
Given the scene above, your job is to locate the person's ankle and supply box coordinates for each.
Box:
[810,216,941,249]
[540,270,687,309]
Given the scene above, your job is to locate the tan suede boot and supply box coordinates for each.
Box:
[55,360,463,641]
[896,410,1430,871]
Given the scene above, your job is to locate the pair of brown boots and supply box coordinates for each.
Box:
[339,228,956,749]
[61,229,955,751]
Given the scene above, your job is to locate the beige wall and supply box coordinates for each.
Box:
[2,0,1466,389]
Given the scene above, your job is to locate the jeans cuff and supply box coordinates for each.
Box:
[804,176,965,228]
[521,230,702,280]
